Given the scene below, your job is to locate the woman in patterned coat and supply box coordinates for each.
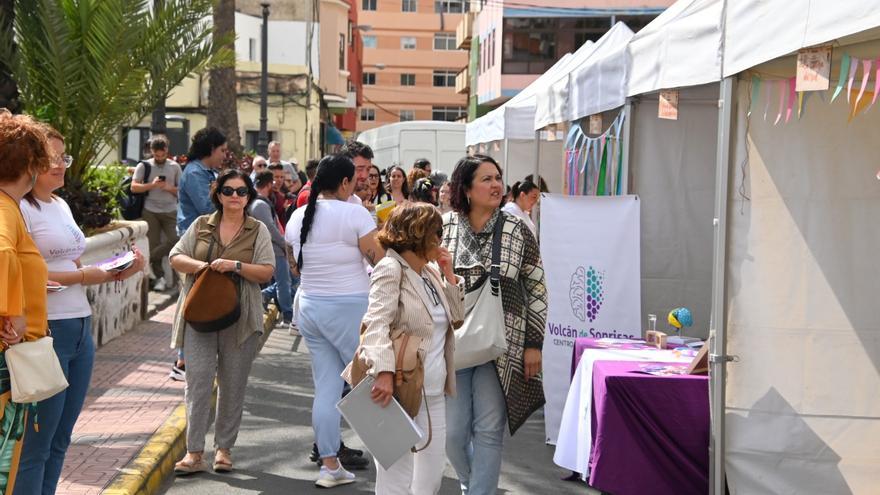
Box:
[441,154,548,495]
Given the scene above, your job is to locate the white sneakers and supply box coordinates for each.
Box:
[153,277,167,292]
[315,465,355,488]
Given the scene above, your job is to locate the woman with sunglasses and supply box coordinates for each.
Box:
[169,169,275,475]
[14,126,147,495]
[349,203,463,494]
[367,164,391,206]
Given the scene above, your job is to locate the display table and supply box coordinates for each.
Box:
[589,360,709,495]
[554,340,692,476]
[572,337,664,374]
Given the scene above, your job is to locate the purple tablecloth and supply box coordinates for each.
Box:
[572,338,663,375]
[589,360,709,495]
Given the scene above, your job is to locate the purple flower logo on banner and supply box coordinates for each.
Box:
[570,265,605,322]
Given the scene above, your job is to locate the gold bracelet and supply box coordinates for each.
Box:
[79,268,86,285]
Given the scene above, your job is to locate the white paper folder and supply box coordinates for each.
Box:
[336,376,423,470]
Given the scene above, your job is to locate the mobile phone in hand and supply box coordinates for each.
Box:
[158,175,166,181]
[47,285,68,292]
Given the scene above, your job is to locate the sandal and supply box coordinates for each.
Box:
[213,449,233,473]
[174,453,207,475]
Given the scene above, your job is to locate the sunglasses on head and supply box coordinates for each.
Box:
[221,186,249,197]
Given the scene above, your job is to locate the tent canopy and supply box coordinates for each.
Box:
[465,53,578,146]
[535,22,634,129]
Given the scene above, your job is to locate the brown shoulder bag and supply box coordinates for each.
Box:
[183,234,241,333]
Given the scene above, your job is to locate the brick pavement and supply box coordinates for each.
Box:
[56,304,183,495]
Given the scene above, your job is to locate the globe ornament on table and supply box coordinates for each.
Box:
[667,307,693,335]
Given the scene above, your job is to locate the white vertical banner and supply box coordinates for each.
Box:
[540,194,641,444]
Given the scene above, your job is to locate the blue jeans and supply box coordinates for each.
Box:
[446,362,507,495]
[297,293,367,458]
[15,316,95,495]
[261,254,293,321]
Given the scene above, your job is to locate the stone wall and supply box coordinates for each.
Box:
[80,220,150,346]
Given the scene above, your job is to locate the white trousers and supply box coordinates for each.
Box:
[374,394,447,495]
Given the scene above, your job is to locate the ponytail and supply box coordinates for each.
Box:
[512,179,538,199]
[296,154,356,270]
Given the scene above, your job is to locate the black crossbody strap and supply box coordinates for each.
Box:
[489,215,503,296]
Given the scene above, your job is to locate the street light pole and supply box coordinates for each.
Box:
[257,2,270,157]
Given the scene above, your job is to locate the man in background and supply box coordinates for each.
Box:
[412,157,431,175]
[131,136,181,292]
[250,171,293,324]
[268,140,297,178]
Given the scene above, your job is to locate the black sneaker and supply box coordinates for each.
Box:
[310,443,369,470]
[169,362,186,381]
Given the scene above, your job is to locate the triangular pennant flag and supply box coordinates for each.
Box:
[774,80,786,125]
[596,138,608,196]
[854,58,872,115]
[749,76,761,117]
[785,77,796,123]
[798,91,805,119]
[869,58,880,111]
[848,88,874,122]
[846,57,859,103]
[831,53,850,103]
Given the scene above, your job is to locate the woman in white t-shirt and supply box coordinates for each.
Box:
[501,179,539,236]
[15,128,145,495]
[285,154,383,489]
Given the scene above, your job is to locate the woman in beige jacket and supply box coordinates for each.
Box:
[357,203,464,495]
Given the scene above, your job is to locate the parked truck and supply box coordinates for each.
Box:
[355,121,465,174]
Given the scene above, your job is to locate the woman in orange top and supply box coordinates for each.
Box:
[0,111,53,493]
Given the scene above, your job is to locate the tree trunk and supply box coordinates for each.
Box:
[207,0,241,153]
[0,0,21,114]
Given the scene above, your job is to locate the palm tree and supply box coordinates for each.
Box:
[207,0,242,153]
[0,0,232,180]
[0,0,20,113]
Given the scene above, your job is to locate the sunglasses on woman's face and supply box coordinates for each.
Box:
[221,186,249,197]
[368,173,380,179]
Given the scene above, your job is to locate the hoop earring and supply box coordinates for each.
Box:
[466,196,470,205]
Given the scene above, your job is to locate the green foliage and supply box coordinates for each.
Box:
[57,162,128,232]
[0,0,234,228]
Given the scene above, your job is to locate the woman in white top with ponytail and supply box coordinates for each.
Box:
[285,154,384,488]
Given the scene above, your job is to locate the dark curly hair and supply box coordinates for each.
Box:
[377,203,443,258]
[448,154,502,214]
[210,169,257,212]
[340,140,374,161]
[188,126,227,161]
[387,165,409,199]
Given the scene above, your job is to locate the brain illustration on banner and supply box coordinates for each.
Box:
[569,265,605,322]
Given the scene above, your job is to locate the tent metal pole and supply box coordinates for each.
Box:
[709,76,736,495]
[533,130,541,235]
[503,138,510,187]
[621,99,634,194]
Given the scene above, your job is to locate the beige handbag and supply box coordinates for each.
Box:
[5,337,69,403]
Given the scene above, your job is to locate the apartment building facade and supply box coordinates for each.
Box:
[356,0,470,131]
[455,0,673,121]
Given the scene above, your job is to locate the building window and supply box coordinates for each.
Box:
[399,110,415,122]
[432,70,456,87]
[489,29,495,67]
[363,72,376,85]
[432,106,466,121]
[362,0,377,10]
[434,0,468,13]
[433,32,456,50]
[248,38,257,62]
[400,73,416,86]
[402,0,417,12]
[363,35,377,49]
[360,108,376,121]
[339,34,346,70]
[245,130,276,152]
[401,36,417,50]
[348,21,354,46]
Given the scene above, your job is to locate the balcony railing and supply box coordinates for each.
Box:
[456,12,475,50]
[455,66,470,94]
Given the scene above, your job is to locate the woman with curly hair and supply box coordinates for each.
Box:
[0,111,53,493]
[350,203,463,494]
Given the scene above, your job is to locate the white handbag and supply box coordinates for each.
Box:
[5,337,69,403]
[453,218,508,370]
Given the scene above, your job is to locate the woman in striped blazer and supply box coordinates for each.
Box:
[355,203,464,494]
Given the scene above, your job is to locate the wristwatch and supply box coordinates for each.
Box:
[234,261,242,273]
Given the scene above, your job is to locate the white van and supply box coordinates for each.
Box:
[356,121,465,174]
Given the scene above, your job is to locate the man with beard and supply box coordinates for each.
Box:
[131,135,181,292]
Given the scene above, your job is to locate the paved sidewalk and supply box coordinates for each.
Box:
[57,304,183,494]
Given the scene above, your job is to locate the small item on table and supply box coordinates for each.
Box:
[686,345,709,375]
[645,330,667,349]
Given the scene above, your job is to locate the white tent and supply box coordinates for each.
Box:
[465,53,577,146]
[534,22,634,129]
[626,0,723,97]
